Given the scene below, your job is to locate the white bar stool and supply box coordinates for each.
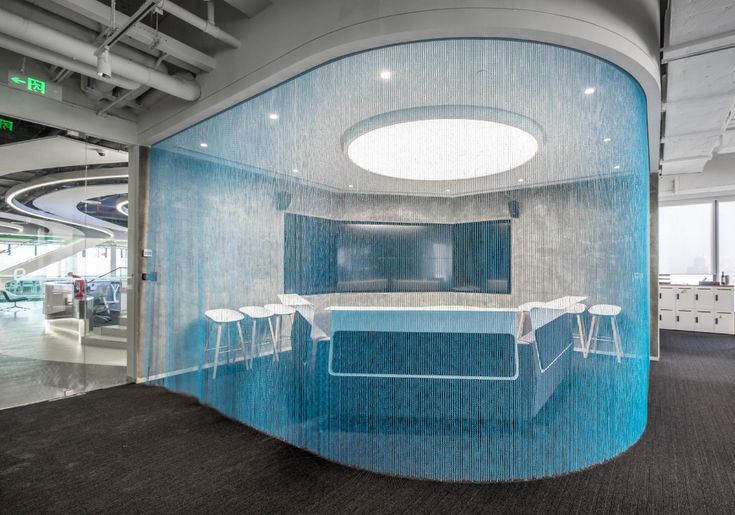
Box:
[204,309,246,379]
[517,302,545,338]
[239,306,275,366]
[567,303,588,356]
[264,303,296,362]
[587,304,623,363]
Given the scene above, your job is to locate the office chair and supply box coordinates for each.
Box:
[1,290,30,312]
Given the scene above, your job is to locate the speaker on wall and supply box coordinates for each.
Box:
[508,200,520,219]
[275,191,293,211]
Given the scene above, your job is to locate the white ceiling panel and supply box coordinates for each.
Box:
[0,136,128,177]
[665,47,735,101]
[663,133,721,160]
[668,0,735,47]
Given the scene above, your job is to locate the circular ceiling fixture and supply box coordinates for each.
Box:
[343,106,542,181]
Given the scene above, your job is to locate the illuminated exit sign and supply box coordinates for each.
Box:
[7,71,62,102]
[0,117,13,132]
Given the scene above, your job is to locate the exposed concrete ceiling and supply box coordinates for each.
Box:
[661,0,735,176]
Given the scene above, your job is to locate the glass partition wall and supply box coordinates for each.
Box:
[0,128,129,409]
[143,39,650,481]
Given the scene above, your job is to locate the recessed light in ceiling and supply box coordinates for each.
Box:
[269,113,279,120]
[199,142,208,148]
[345,117,539,181]
[584,87,595,95]
[379,69,392,80]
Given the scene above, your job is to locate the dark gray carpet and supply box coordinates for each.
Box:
[1,330,734,514]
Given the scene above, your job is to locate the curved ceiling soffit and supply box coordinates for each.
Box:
[33,184,128,236]
[5,168,128,239]
[0,211,80,238]
[144,3,660,172]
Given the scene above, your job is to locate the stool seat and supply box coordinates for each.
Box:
[264,303,296,316]
[567,303,587,315]
[205,308,244,323]
[589,304,621,316]
[204,309,247,379]
[239,306,274,319]
[518,301,545,311]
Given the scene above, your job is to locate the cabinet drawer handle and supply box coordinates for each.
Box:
[659,293,662,299]
[676,293,680,300]
[716,294,719,301]
[659,314,662,321]
[695,316,699,323]
[715,318,719,325]
[695,294,699,300]
[676,316,679,322]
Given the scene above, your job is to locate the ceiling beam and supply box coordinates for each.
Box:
[662,29,735,63]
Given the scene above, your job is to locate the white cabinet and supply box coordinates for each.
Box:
[694,288,715,310]
[659,309,676,330]
[659,286,676,309]
[715,289,734,312]
[714,313,735,334]
[659,285,735,335]
[676,310,695,331]
[694,311,714,333]
[676,287,695,309]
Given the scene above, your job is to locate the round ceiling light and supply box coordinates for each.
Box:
[343,107,541,181]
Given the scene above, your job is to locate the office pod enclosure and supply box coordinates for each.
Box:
[143,39,650,481]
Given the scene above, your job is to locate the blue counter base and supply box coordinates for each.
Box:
[151,339,647,481]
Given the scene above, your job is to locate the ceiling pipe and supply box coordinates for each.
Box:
[0,33,141,90]
[50,0,215,72]
[160,0,241,48]
[0,7,200,101]
[8,0,169,72]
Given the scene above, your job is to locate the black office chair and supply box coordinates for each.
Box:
[1,290,30,312]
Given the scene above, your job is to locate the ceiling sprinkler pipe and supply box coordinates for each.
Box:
[0,33,141,90]
[0,6,200,100]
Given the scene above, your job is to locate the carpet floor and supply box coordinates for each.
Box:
[1,330,734,514]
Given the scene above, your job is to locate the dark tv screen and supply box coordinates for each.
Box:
[284,214,511,294]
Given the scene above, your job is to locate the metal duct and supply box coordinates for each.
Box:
[0,7,200,101]
[0,33,141,90]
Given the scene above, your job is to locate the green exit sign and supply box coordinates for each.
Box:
[0,117,12,132]
[7,71,62,102]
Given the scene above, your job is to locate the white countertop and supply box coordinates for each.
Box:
[326,305,517,312]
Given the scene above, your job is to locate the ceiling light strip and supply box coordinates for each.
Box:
[6,175,129,239]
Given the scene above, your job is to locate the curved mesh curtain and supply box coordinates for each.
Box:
[144,39,649,481]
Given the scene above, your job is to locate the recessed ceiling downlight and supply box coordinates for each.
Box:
[345,115,539,181]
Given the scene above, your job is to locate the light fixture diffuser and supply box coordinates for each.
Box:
[346,118,539,181]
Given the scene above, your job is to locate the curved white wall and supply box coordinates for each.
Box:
[139,0,661,170]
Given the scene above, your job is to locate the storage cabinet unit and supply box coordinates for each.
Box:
[659,285,735,334]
